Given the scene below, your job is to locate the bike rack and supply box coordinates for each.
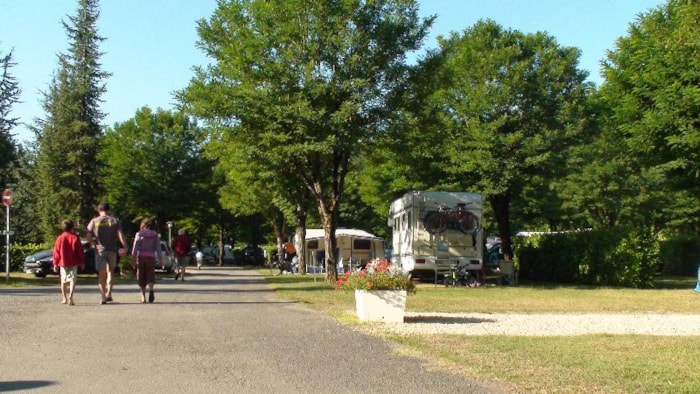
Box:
[434,239,450,286]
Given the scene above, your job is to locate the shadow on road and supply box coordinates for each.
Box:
[0,380,56,392]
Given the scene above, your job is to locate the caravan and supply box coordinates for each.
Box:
[300,229,386,273]
[388,191,484,280]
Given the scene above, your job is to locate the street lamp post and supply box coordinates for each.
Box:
[166,221,173,248]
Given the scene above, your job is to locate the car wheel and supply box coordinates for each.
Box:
[34,272,47,278]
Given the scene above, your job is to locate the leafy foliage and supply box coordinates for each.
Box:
[517,228,660,288]
[600,0,700,232]
[335,258,415,292]
[34,0,110,240]
[0,47,19,180]
[98,107,213,234]
[181,0,433,280]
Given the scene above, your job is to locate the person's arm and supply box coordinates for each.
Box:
[52,236,62,272]
[118,230,128,251]
[131,233,139,258]
[86,221,95,248]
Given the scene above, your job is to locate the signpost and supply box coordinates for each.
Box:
[3,189,11,281]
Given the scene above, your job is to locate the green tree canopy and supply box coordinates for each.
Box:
[425,20,591,255]
[99,107,213,235]
[34,0,109,239]
[0,47,20,181]
[600,0,700,233]
[181,0,433,280]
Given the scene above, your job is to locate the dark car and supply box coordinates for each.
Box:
[241,245,265,266]
[23,240,98,277]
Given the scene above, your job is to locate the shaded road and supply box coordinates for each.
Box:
[0,267,500,393]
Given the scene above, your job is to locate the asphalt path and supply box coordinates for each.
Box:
[0,267,501,393]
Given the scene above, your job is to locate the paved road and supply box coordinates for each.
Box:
[0,267,501,393]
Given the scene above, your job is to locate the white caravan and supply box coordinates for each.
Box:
[301,228,386,272]
[388,191,484,280]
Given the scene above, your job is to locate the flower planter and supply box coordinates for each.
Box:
[354,289,407,323]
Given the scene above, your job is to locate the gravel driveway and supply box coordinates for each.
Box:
[0,268,504,393]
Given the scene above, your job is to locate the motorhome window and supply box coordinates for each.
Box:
[308,240,318,249]
[353,239,372,250]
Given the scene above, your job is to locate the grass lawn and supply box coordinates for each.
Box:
[260,271,700,393]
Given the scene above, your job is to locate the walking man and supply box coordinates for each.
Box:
[52,219,85,305]
[86,202,128,304]
[171,229,192,281]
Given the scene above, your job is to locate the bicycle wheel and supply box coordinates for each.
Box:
[466,273,478,288]
[458,211,479,235]
[423,212,447,234]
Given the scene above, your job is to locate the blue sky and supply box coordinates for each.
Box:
[1,0,665,143]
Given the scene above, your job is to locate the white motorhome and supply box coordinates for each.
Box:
[300,228,386,272]
[388,191,484,280]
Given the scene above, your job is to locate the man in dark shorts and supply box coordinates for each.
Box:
[87,202,129,304]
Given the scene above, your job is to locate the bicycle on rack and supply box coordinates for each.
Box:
[423,203,480,235]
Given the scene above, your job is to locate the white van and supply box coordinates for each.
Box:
[388,191,484,280]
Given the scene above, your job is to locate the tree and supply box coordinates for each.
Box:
[99,107,212,235]
[0,47,19,184]
[181,0,433,281]
[600,0,700,234]
[34,0,110,240]
[427,20,591,257]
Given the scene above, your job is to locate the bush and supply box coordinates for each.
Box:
[659,234,700,276]
[516,226,660,288]
[0,242,51,272]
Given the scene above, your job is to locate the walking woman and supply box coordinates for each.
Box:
[131,218,162,303]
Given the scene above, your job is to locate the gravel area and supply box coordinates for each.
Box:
[378,312,700,336]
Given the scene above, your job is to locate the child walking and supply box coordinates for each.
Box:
[52,220,85,305]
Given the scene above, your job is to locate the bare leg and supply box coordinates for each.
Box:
[60,282,67,303]
[97,267,108,302]
[139,287,146,303]
[147,283,154,303]
[105,265,114,299]
[68,280,76,305]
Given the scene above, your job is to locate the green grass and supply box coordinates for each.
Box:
[258,271,700,393]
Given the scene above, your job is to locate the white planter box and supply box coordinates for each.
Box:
[354,289,407,323]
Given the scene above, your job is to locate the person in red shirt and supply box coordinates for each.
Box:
[171,229,192,281]
[53,220,85,305]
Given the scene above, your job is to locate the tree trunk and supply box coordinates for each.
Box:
[295,203,307,275]
[489,191,513,261]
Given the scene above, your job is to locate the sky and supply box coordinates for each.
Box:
[1,0,665,144]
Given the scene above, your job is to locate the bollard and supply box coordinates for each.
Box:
[695,266,700,293]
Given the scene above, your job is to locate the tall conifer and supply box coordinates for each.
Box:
[35,0,110,239]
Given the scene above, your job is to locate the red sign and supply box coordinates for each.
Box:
[2,189,11,207]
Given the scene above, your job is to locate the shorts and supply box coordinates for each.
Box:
[136,256,156,288]
[60,266,78,283]
[95,250,117,272]
[176,255,189,268]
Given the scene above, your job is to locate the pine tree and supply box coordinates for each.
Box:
[35,0,110,240]
[0,47,20,183]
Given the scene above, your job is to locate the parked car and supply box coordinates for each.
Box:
[156,241,175,273]
[241,245,265,266]
[23,240,98,277]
